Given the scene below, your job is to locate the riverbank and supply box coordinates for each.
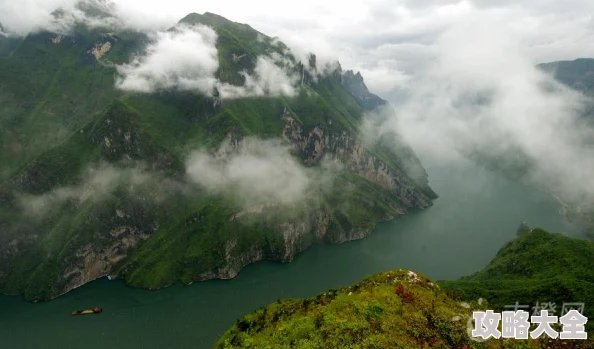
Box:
[0,164,581,349]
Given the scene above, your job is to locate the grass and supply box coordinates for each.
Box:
[214,229,594,348]
[439,228,594,332]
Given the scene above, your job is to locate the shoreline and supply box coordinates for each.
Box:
[0,208,423,303]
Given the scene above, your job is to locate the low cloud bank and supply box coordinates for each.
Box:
[185,137,337,207]
[17,136,340,218]
[18,164,153,216]
[0,0,78,36]
[365,10,594,206]
[217,56,299,98]
[0,1,335,97]
[115,24,219,94]
[115,24,299,99]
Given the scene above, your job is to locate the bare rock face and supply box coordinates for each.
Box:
[197,238,265,281]
[194,209,380,282]
[282,114,433,209]
[3,103,434,300]
[341,70,387,110]
[59,226,149,296]
[88,41,112,60]
[0,12,439,302]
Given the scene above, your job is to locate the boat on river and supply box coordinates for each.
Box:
[71,306,102,315]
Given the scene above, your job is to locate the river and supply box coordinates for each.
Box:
[0,163,584,349]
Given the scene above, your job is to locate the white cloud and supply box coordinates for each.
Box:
[115,23,299,98]
[3,0,594,209]
[353,60,412,96]
[4,0,594,99]
[18,164,152,216]
[0,0,80,36]
[115,24,219,95]
[366,8,594,205]
[186,137,338,207]
[273,33,339,73]
[217,56,299,98]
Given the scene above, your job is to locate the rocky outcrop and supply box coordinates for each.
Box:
[193,209,382,283]
[0,12,438,300]
[59,226,149,296]
[86,34,117,61]
[196,238,265,281]
[282,114,433,209]
[341,70,387,110]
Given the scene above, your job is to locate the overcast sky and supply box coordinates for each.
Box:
[1,0,593,98]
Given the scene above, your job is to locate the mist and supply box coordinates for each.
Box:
[17,164,153,217]
[5,0,594,212]
[0,0,178,36]
[14,134,342,219]
[185,137,338,208]
[367,8,594,208]
[219,55,299,98]
[115,24,299,99]
[115,24,219,94]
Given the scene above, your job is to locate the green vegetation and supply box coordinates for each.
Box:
[0,27,146,180]
[215,270,483,348]
[440,228,594,332]
[215,228,594,348]
[0,13,433,300]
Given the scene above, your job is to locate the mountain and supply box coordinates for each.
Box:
[440,226,594,328]
[467,58,594,239]
[539,59,594,238]
[538,58,594,95]
[215,227,594,348]
[0,13,436,301]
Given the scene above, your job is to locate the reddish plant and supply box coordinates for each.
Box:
[394,285,415,303]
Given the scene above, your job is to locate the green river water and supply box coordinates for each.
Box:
[0,163,584,349]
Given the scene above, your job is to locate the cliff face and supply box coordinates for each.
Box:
[195,212,330,282]
[165,106,429,286]
[341,70,387,110]
[58,226,150,297]
[282,114,433,209]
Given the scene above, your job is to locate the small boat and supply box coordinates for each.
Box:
[71,306,102,316]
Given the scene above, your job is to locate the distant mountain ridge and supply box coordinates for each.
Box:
[538,58,594,94]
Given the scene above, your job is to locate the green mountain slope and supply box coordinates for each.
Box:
[538,58,594,95]
[440,227,594,331]
[0,27,146,180]
[0,13,436,301]
[215,228,594,348]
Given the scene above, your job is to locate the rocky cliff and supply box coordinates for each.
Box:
[0,12,436,301]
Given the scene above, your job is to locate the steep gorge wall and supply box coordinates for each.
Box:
[282,114,433,209]
[182,112,434,285]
